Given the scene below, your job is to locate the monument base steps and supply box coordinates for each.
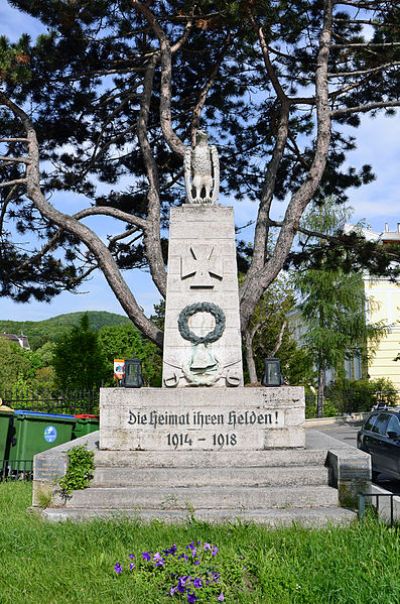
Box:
[42,506,355,527]
[42,446,357,526]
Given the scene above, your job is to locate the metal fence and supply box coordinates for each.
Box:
[0,388,100,414]
[0,459,33,481]
[358,492,400,527]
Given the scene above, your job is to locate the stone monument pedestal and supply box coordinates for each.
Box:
[100,386,305,451]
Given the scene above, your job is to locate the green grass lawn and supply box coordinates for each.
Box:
[1,482,400,604]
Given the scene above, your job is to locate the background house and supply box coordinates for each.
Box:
[289,223,400,390]
[363,224,400,390]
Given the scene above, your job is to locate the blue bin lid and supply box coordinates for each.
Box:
[14,410,76,420]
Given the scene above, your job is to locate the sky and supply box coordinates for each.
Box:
[0,2,399,323]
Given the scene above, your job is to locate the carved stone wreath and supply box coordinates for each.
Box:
[178,302,226,345]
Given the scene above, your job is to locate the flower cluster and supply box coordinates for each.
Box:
[114,540,225,602]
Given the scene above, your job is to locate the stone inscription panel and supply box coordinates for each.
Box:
[124,408,282,451]
[100,387,305,451]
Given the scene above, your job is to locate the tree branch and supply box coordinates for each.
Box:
[331,100,400,116]
[74,206,147,230]
[271,320,287,357]
[0,178,27,188]
[249,13,288,104]
[132,0,186,157]
[191,32,231,145]
[0,91,163,348]
[240,0,334,333]
[328,61,400,78]
[0,156,31,164]
[136,55,167,298]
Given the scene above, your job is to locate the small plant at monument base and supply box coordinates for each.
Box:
[114,540,246,602]
[58,445,94,495]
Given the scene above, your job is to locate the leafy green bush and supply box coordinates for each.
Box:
[59,445,94,495]
[326,377,398,414]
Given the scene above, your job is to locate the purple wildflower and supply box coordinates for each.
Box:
[212,572,220,582]
[217,593,225,601]
[114,562,123,575]
[153,552,165,567]
[211,546,219,557]
[170,586,178,596]
[204,542,212,551]
[193,578,202,588]
[178,576,189,593]
[164,544,177,556]
[178,554,189,561]
[129,562,135,571]
[129,553,135,559]
[142,551,151,561]
[187,593,198,603]
[194,560,200,566]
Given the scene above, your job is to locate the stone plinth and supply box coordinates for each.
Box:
[100,386,305,450]
[162,205,243,387]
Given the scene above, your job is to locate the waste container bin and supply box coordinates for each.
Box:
[73,414,99,439]
[8,410,76,472]
[0,407,14,475]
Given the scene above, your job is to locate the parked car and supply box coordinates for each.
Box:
[357,406,400,481]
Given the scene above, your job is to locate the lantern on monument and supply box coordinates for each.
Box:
[122,359,144,388]
[261,358,283,387]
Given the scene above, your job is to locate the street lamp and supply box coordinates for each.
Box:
[261,358,283,387]
[122,359,144,388]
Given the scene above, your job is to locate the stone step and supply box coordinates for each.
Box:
[66,485,338,510]
[95,448,327,469]
[92,465,329,488]
[41,506,356,527]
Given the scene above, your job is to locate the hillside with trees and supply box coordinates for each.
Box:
[0,310,130,349]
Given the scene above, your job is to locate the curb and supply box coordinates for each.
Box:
[305,413,369,427]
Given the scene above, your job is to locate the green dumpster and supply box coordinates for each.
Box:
[73,414,99,439]
[9,410,76,472]
[0,407,14,469]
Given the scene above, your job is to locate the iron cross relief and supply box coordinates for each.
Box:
[181,245,223,288]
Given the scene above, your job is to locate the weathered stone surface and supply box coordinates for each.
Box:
[41,506,357,527]
[92,465,329,488]
[163,205,243,387]
[32,432,99,508]
[327,448,371,508]
[99,386,305,451]
[66,484,338,510]
[94,447,326,468]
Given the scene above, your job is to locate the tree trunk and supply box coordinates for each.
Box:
[243,330,258,384]
[317,366,325,418]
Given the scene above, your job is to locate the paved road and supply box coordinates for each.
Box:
[315,422,400,492]
[316,422,359,448]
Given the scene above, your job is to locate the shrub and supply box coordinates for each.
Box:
[326,377,398,414]
[59,445,94,495]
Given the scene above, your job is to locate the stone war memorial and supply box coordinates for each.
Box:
[34,133,370,525]
[101,130,304,453]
